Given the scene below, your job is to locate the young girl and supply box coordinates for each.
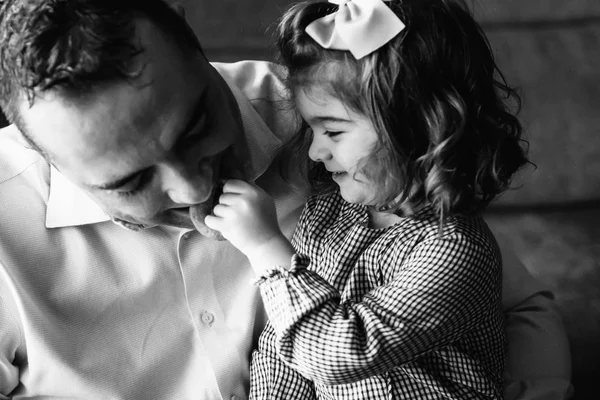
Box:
[205,0,528,398]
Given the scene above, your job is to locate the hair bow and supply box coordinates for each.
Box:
[305,0,405,59]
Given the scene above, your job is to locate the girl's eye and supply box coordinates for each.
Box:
[324,130,342,137]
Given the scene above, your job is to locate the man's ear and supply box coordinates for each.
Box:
[171,2,186,18]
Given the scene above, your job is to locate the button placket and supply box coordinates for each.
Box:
[181,232,192,241]
[200,310,215,326]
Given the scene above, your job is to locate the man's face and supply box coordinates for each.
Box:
[18,18,245,230]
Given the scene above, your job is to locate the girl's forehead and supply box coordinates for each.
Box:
[294,84,366,126]
[294,84,346,111]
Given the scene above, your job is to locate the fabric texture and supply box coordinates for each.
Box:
[0,60,306,400]
[250,191,506,399]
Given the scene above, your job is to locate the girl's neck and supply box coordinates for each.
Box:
[367,209,402,229]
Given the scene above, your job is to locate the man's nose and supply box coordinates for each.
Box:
[308,132,332,162]
[160,160,213,205]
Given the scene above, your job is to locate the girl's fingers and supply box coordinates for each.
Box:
[216,192,239,207]
[222,179,253,194]
[211,203,228,217]
[203,214,218,229]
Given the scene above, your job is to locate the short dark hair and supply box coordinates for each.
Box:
[0,0,202,125]
[277,0,529,218]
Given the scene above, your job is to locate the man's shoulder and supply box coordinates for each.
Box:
[212,60,299,143]
[0,124,43,185]
[212,60,288,102]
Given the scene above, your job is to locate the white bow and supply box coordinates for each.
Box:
[305,0,405,59]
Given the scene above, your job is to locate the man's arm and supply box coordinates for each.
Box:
[498,239,574,400]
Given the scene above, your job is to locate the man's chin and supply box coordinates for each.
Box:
[110,209,194,231]
[159,208,196,230]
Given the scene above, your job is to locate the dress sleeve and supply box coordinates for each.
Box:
[256,232,501,385]
[250,322,317,400]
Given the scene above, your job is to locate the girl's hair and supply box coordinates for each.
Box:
[276,0,529,218]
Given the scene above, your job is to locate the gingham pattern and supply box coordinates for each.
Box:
[250,191,505,399]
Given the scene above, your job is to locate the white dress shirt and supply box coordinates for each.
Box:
[0,61,306,400]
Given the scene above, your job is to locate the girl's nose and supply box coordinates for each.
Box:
[308,132,332,162]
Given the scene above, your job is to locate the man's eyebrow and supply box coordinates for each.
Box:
[90,90,208,191]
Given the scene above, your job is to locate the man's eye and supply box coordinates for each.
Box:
[116,172,152,197]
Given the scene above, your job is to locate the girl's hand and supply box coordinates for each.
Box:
[204,179,284,258]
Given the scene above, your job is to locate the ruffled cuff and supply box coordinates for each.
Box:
[251,253,308,286]
[252,253,338,336]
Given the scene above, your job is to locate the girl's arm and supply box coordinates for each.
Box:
[254,232,501,386]
[205,181,501,385]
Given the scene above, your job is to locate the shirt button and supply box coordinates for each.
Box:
[200,310,214,326]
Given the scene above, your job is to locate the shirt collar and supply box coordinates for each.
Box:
[45,77,283,229]
[45,166,110,228]
[225,78,283,181]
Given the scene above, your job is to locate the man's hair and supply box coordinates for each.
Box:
[276,0,529,218]
[0,0,202,126]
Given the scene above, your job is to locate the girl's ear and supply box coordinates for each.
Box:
[171,2,186,18]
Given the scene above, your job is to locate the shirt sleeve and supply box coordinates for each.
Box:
[256,232,501,386]
[0,283,22,398]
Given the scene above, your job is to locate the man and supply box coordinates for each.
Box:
[0,0,571,399]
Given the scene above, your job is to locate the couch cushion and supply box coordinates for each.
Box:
[485,207,600,399]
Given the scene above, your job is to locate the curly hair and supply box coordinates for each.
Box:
[0,0,202,124]
[276,0,529,219]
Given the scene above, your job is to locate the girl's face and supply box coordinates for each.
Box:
[295,85,380,206]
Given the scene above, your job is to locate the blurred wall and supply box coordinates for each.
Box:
[183,0,600,208]
[2,0,599,207]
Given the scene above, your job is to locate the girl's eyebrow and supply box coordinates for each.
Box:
[308,115,353,125]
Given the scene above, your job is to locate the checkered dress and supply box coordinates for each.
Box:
[250,191,505,399]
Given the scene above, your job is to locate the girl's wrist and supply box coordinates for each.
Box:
[245,233,295,275]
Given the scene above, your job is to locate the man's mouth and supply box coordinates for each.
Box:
[165,181,224,230]
[188,180,226,240]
